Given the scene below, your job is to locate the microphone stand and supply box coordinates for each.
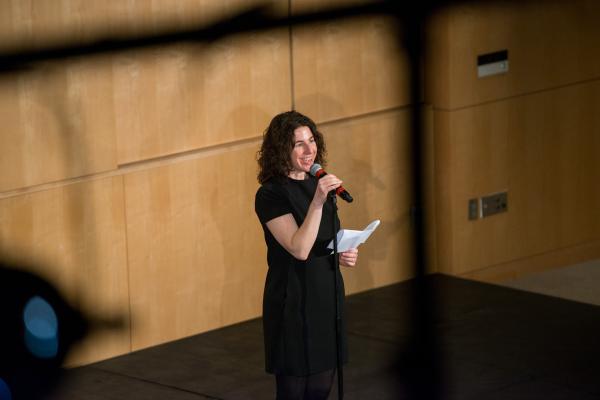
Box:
[330,191,344,399]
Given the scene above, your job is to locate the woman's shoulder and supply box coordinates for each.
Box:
[255,178,293,222]
[256,177,289,200]
[258,176,287,189]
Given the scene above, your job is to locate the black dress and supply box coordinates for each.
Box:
[255,176,348,376]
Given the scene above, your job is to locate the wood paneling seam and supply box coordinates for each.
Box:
[1,106,420,200]
[460,240,600,276]
[121,175,134,354]
[0,136,264,200]
[432,76,600,112]
[288,0,295,110]
[318,104,419,128]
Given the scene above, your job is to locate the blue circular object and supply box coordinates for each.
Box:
[23,296,59,359]
[0,378,12,400]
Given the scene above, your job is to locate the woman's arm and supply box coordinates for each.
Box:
[265,174,342,261]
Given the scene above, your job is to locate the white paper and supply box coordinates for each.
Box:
[327,220,380,253]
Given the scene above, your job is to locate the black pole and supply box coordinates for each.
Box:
[399,3,442,398]
[330,191,344,399]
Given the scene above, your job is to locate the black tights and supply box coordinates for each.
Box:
[275,369,336,400]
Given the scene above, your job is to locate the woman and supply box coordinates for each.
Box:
[255,111,358,400]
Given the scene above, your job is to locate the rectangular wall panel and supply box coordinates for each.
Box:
[427,0,600,110]
[292,0,410,123]
[0,176,131,365]
[435,81,600,275]
[113,31,292,164]
[123,144,266,350]
[323,109,418,293]
[0,61,118,192]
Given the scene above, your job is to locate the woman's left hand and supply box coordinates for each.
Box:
[339,248,358,267]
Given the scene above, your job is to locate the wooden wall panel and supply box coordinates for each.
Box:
[0,61,118,192]
[292,0,409,122]
[111,0,291,165]
[0,0,291,186]
[432,110,453,275]
[422,106,438,274]
[0,176,130,366]
[113,32,291,164]
[427,0,600,110]
[123,144,265,350]
[436,81,600,275]
[324,109,417,293]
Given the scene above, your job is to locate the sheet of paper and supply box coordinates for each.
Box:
[327,220,380,253]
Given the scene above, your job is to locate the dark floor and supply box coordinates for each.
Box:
[47,274,600,399]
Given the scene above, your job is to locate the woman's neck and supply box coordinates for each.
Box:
[288,170,307,180]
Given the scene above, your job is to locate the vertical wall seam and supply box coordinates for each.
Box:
[288,0,296,110]
[120,175,134,353]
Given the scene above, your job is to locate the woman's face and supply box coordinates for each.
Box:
[289,125,317,176]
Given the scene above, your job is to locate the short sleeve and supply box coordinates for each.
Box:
[255,183,292,224]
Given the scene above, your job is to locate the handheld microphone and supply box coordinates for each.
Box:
[309,163,353,203]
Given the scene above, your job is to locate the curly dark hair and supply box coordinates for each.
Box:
[257,111,327,184]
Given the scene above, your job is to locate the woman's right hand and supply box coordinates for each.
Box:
[312,174,343,206]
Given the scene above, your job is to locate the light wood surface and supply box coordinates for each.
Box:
[427,0,600,278]
[0,0,292,180]
[431,109,453,275]
[426,0,600,110]
[113,32,292,164]
[324,109,419,293]
[0,176,130,366]
[422,105,438,274]
[292,0,409,122]
[434,81,600,275]
[0,60,118,192]
[123,143,265,350]
[108,0,292,164]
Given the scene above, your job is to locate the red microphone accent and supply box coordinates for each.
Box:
[309,163,353,203]
[335,187,347,196]
[314,169,327,179]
